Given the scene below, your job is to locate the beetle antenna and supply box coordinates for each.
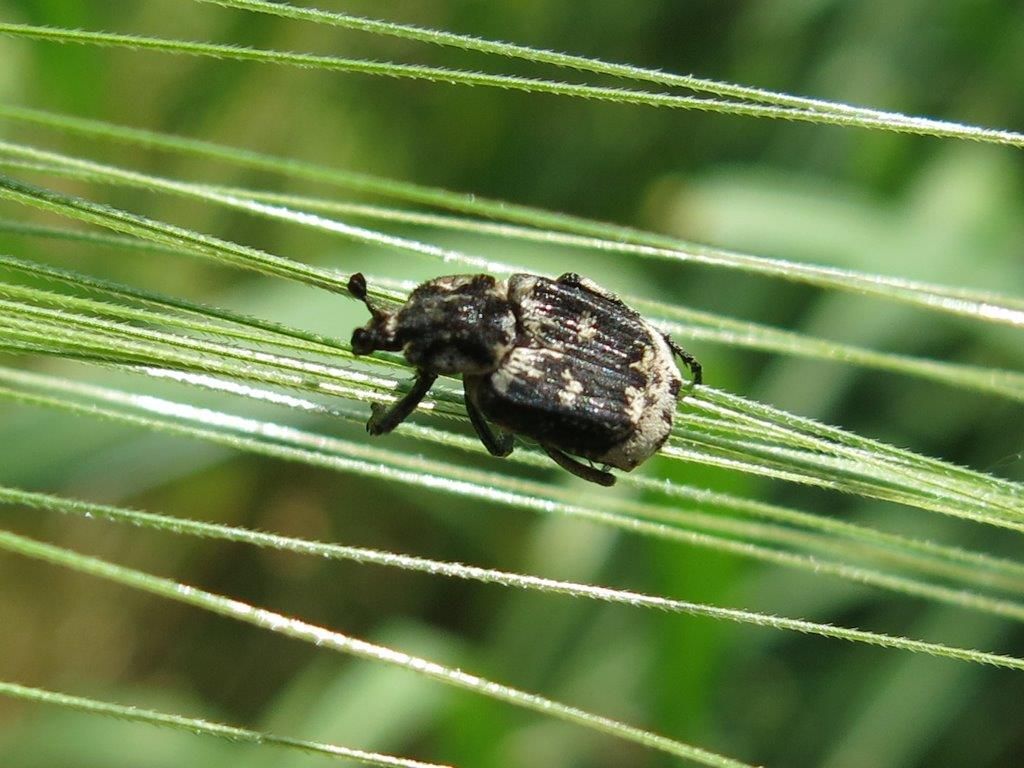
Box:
[347,273,387,321]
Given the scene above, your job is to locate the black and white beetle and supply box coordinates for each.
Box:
[348,271,701,486]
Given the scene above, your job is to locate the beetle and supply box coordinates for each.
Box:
[348,271,701,486]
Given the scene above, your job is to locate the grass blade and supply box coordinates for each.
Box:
[0,681,449,768]
[0,529,756,768]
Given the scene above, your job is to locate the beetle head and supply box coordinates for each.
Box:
[348,273,401,355]
[349,273,516,375]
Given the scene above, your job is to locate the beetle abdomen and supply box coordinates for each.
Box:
[471,274,681,469]
[468,346,634,459]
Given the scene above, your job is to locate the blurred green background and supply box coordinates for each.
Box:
[0,1,1022,767]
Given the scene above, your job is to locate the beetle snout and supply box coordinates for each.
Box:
[351,326,376,355]
[351,315,402,356]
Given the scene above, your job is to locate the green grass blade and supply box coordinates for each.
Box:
[2,239,1020,535]
[1,19,1019,147]
[4,281,1021,535]
[4,134,1022,332]
[4,482,1024,633]
[0,250,347,355]
[3,161,1022,401]
[18,356,1024,597]
[0,174,344,291]
[15,193,1024,402]
[0,681,448,768]
[2,367,1023,624]
[0,529,756,768]
[195,0,1024,145]
[0,279,340,358]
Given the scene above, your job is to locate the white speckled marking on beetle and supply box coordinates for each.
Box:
[557,368,585,406]
[490,347,562,395]
[575,312,599,342]
[601,331,681,470]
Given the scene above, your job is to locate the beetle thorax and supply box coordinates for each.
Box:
[396,275,516,375]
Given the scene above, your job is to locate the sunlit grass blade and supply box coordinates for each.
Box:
[667,431,1024,535]
[0,149,520,278]
[12,315,1021,600]
[122,182,1024,335]
[3,159,1024,403]
[2,366,1024,624]
[0,173,344,291]
[634,480,1024,596]
[8,182,1024,403]
[0,23,850,127]
[0,250,347,355]
[0,529,756,768]
[1,225,1020,535]
[196,0,1024,146]
[0,237,1020,532]
[653,311,1024,403]
[691,388,1024,519]
[3,275,1021,536]
[0,681,448,768]
[0,300,399,406]
[1,20,1021,149]
[5,483,1024,661]
[9,349,1024,599]
[0,280,335,358]
[3,130,1023,332]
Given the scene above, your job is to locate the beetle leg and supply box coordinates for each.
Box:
[367,371,438,435]
[556,271,625,305]
[663,334,702,385]
[463,380,514,457]
[540,445,616,486]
